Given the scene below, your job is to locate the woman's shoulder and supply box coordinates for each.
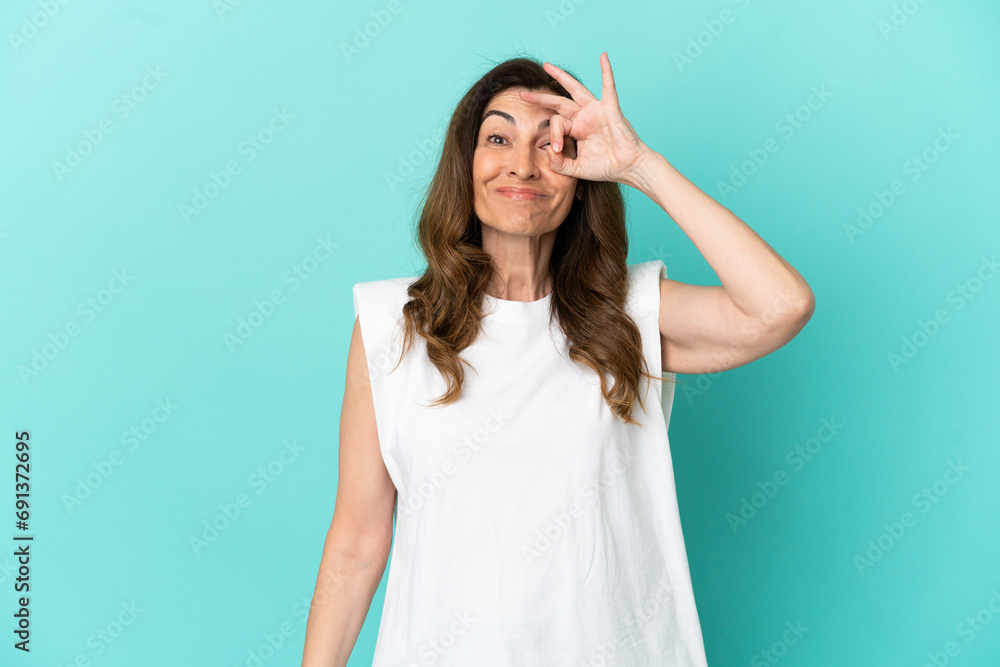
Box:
[352,274,419,291]
[627,259,667,281]
[626,260,667,316]
[352,275,419,321]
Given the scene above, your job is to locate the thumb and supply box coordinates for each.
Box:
[547,144,574,176]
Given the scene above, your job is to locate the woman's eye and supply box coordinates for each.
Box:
[485,133,550,148]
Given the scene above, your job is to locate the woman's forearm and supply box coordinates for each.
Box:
[301,545,388,667]
[623,147,815,318]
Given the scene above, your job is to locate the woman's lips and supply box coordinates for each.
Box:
[496,189,546,200]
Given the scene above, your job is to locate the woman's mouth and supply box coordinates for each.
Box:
[496,188,546,200]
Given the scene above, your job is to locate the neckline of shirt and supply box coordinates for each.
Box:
[482,291,553,322]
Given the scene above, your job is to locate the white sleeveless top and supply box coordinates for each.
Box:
[352,260,708,666]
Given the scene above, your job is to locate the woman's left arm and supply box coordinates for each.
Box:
[622,147,815,375]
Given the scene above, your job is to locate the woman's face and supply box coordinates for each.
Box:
[472,87,580,239]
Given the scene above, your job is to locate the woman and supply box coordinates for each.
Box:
[302,52,814,666]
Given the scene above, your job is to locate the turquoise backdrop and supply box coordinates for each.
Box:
[1,0,998,665]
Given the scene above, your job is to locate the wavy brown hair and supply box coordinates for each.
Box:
[390,56,669,426]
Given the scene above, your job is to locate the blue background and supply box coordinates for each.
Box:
[1,0,998,665]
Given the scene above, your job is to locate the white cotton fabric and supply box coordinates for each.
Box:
[352,260,708,666]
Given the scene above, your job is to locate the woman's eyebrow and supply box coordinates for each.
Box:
[481,109,550,131]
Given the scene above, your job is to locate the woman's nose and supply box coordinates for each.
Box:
[507,142,540,178]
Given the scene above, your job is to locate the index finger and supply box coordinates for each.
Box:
[518,89,581,118]
[542,61,597,105]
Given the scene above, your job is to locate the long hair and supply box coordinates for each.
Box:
[391,56,668,426]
